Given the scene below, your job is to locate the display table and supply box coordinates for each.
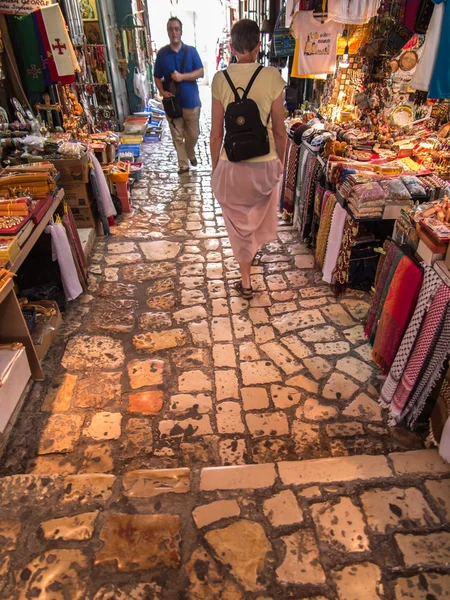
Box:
[0,188,65,381]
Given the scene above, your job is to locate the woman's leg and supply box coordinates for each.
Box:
[239,261,252,290]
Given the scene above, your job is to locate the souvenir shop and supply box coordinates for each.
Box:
[0,0,159,442]
[277,0,450,457]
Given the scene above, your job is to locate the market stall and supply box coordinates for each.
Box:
[281,0,450,452]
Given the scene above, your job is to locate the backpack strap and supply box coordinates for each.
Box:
[180,44,189,74]
[222,69,241,103]
[242,65,264,99]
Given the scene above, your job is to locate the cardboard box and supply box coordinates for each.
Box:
[63,182,93,208]
[70,204,97,228]
[50,154,90,184]
[0,345,31,432]
[31,300,63,361]
[417,239,445,266]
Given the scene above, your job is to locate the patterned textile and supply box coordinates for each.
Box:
[298,152,316,236]
[282,141,300,222]
[391,285,450,422]
[315,194,336,269]
[332,215,359,295]
[302,159,321,242]
[321,190,333,219]
[381,265,441,408]
[374,239,392,289]
[364,242,400,339]
[372,256,423,375]
[370,251,403,346]
[279,137,290,212]
[406,303,450,428]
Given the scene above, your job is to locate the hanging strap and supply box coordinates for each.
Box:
[223,65,264,102]
[180,44,189,74]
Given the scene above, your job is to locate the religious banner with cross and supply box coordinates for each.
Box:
[11,13,44,93]
[35,4,80,85]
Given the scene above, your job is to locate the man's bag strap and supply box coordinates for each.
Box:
[180,44,189,74]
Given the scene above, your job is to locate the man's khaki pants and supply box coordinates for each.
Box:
[168,106,200,170]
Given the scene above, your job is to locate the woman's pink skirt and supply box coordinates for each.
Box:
[211,158,283,263]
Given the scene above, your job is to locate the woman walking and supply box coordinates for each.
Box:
[210,19,287,299]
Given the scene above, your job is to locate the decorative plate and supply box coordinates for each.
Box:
[0,107,8,126]
[399,50,418,72]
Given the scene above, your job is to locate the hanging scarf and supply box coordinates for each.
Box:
[35,4,80,85]
[62,209,88,286]
[298,152,316,235]
[406,303,450,428]
[391,285,450,422]
[45,222,83,301]
[381,265,441,407]
[302,159,321,241]
[12,14,45,93]
[332,215,359,296]
[370,251,404,346]
[89,152,116,219]
[283,142,300,221]
[315,193,336,269]
[321,190,333,219]
[279,137,291,212]
[364,241,397,339]
[322,202,347,284]
[372,256,423,375]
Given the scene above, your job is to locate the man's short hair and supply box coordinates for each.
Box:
[231,19,260,54]
[167,17,182,31]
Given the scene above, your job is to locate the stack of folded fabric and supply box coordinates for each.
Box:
[338,173,377,200]
[379,178,411,204]
[347,181,386,218]
[400,175,427,197]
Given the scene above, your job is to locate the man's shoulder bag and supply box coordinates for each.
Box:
[163,44,188,120]
[222,65,270,163]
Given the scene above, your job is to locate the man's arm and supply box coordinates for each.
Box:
[210,96,224,172]
[172,68,204,83]
[154,77,173,99]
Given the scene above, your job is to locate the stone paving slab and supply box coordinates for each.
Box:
[0,450,449,599]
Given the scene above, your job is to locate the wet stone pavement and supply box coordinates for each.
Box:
[1,114,450,598]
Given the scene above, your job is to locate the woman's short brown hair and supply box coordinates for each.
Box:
[231,19,260,54]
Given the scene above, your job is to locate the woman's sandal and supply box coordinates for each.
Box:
[235,281,253,299]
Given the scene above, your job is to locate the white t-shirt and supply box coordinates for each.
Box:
[291,12,343,76]
[212,63,286,162]
[328,0,380,24]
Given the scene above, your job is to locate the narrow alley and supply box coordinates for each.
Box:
[0,116,450,600]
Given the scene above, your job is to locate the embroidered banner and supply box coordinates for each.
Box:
[0,0,52,15]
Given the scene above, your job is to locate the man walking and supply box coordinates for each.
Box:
[154,17,204,174]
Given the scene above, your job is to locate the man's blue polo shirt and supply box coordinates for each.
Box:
[154,43,203,109]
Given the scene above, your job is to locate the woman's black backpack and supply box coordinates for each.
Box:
[222,65,270,162]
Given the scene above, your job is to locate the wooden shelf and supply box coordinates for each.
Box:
[10,188,65,274]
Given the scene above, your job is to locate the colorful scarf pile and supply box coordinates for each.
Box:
[372,256,423,375]
[381,265,441,408]
[391,285,450,423]
[315,193,336,269]
[332,215,359,296]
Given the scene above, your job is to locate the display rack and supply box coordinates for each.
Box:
[0,188,66,381]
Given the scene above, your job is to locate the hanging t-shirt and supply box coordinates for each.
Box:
[411,2,444,92]
[328,0,380,24]
[429,0,450,99]
[291,11,343,75]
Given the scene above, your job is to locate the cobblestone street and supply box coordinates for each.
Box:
[1,113,450,598]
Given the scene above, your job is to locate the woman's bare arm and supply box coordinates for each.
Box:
[271,92,287,164]
[210,96,225,172]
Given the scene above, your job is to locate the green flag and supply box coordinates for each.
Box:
[12,14,45,94]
